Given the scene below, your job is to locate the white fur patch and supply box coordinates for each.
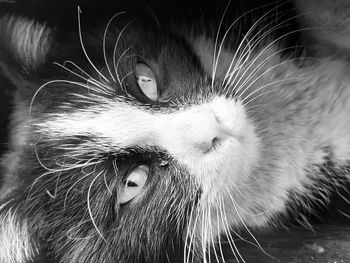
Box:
[36,95,259,200]
[0,201,38,263]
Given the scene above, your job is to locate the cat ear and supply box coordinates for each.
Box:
[0,14,52,84]
[0,199,39,263]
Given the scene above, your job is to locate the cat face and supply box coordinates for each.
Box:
[0,4,294,262]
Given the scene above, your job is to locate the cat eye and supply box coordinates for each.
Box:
[135,63,158,101]
[119,164,149,204]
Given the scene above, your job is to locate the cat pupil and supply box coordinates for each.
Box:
[126,180,138,187]
[139,76,152,82]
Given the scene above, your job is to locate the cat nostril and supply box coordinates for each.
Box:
[179,107,235,154]
[212,137,220,148]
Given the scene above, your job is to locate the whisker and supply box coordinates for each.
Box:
[212,0,232,90]
[186,204,200,263]
[45,163,63,199]
[208,203,220,263]
[63,159,104,207]
[228,29,309,95]
[218,196,245,263]
[29,79,112,113]
[120,70,136,88]
[33,136,56,172]
[53,62,113,94]
[223,187,266,250]
[241,9,307,55]
[241,77,300,106]
[27,170,56,199]
[77,6,109,84]
[103,170,112,195]
[215,197,227,263]
[112,20,135,86]
[233,27,315,97]
[115,45,134,92]
[338,210,350,218]
[201,204,208,263]
[103,12,126,83]
[231,48,309,98]
[184,198,199,263]
[87,169,107,242]
[222,0,292,89]
[54,62,90,82]
[63,60,91,78]
[225,190,274,259]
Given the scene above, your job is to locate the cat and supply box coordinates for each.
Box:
[1,0,350,262]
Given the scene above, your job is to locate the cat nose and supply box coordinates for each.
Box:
[189,109,233,153]
[156,106,235,155]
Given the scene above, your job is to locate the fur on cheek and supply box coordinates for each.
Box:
[0,160,199,263]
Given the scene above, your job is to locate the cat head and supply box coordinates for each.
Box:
[0,5,272,262]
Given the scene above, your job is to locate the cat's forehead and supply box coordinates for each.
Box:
[105,21,204,80]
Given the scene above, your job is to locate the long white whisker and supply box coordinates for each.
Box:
[187,204,200,263]
[201,204,208,263]
[228,26,310,95]
[248,14,306,53]
[103,12,126,83]
[120,70,135,87]
[223,0,292,88]
[27,170,55,199]
[212,0,231,90]
[54,62,90,81]
[208,203,219,263]
[184,201,196,263]
[115,45,134,92]
[226,190,273,258]
[242,87,277,106]
[62,60,91,78]
[77,6,109,83]
[222,37,252,95]
[232,48,308,98]
[53,62,113,93]
[103,170,112,195]
[241,76,303,106]
[218,196,244,263]
[215,197,227,263]
[223,13,272,87]
[87,169,107,242]
[227,181,269,217]
[233,27,314,97]
[223,185,271,259]
[29,79,110,113]
[112,20,134,86]
[63,159,103,208]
